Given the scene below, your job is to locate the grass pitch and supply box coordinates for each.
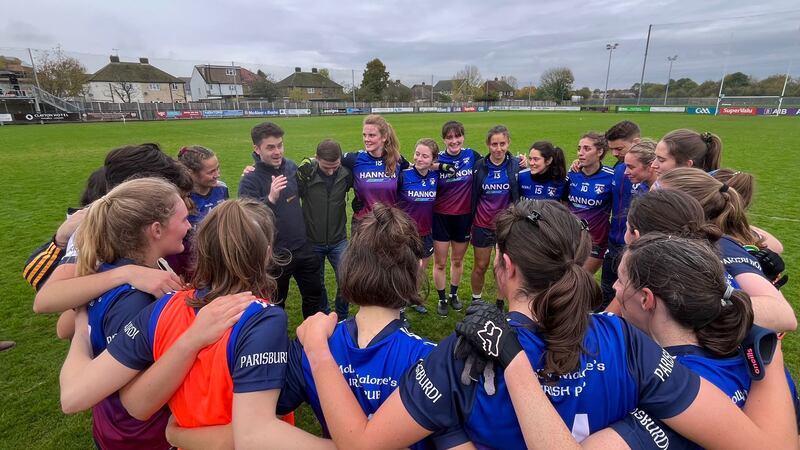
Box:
[1,112,798,447]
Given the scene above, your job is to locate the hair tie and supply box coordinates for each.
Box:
[525,210,543,227]
[700,132,713,145]
[178,147,189,156]
[719,183,730,193]
[721,285,734,307]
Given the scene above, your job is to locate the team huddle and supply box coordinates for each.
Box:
[23,114,798,449]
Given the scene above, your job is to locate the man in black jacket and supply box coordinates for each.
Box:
[296,139,353,320]
[239,122,322,318]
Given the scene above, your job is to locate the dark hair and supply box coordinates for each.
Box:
[104,143,191,194]
[441,121,465,139]
[251,122,285,145]
[316,139,342,162]
[661,129,722,172]
[605,121,641,142]
[580,132,608,160]
[627,190,722,243]
[486,125,510,145]
[712,168,754,210]
[495,199,598,378]
[529,141,566,180]
[340,203,424,309]
[624,234,753,357]
[80,167,108,207]
[658,168,761,247]
[415,138,440,161]
[177,145,216,173]
[188,199,277,307]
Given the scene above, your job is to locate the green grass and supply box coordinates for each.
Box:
[1,112,798,448]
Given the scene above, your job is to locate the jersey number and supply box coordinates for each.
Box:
[571,413,590,442]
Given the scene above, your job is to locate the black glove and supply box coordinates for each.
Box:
[296,157,315,184]
[455,301,523,368]
[739,324,778,381]
[453,336,496,394]
[747,248,785,281]
[439,163,457,176]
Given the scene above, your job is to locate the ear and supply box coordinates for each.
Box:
[686,160,694,168]
[502,253,516,279]
[632,137,641,145]
[147,222,163,241]
[640,287,657,311]
[253,143,261,156]
[632,228,641,241]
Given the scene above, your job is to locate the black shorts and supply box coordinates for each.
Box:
[432,213,472,243]
[591,243,607,259]
[421,234,434,258]
[470,225,496,248]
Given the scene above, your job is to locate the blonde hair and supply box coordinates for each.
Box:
[659,167,762,247]
[187,199,277,307]
[76,178,180,276]
[626,138,657,166]
[364,114,401,176]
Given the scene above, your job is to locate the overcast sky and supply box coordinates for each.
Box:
[1,0,799,90]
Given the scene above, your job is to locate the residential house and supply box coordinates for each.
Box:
[179,77,193,102]
[433,79,459,97]
[411,82,432,102]
[482,78,515,98]
[383,80,411,102]
[190,64,257,101]
[276,67,344,101]
[85,56,185,103]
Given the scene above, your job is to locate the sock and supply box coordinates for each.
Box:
[472,293,482,301]
[437,289,446,301]
[450,285,459,297]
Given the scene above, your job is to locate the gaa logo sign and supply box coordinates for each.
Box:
[693,108,714,115]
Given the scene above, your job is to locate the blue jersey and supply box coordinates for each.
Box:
[609,164,647,246]
[189,183,229,229]
[277,319,460,449]
[474,157,513,229]
[568,166,615,246]
[399,312,700,448]
[343,151,409,220]
[435,148,480,216]
[518,170,568,201]
[718,236,764,279]
[397,168,438,236]
[611,344,800,450]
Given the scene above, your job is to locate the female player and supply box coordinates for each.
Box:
[169,145,229,277]
[623,188,795,333]
[342,114,409,229]
[432,121,478,316]
[59,198,331,448]
[166,204,458,449]
[296,199,795,450]
[470,125,520,310]
[568,132,614,274]
[651,129,722,178]
[397,139,439,314]
[517,140,568,201]
[61,177,191,449]
[623,139,658,188]
[606,233,799,448]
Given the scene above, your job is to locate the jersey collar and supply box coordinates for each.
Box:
[345,317,407,347]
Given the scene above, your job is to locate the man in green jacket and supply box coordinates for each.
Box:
[296,139,353,320]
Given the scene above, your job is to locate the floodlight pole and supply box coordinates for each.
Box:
[777,26,799,112]
[664,55,678,105]
[603,43,618,107]
[637,25,652,105]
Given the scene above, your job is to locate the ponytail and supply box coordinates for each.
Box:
[696,289,753,357]
[700,132,722,172]
[661,129,722,171]
[530,140,566,181]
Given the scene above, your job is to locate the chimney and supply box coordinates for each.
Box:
[494,77,498,81]
[311,68,318,73]
[110,55,120,63]
[139,57,149,64]
[295,67,301,73]
[422,82,425,85]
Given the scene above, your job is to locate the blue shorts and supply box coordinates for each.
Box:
[470,225,496,249]
[432,213,472,243]
[421,234,434,258]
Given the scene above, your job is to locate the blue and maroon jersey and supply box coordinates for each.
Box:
[397,168,438,236]
[278,318,461,449]
[343,151,409,220]
[518,170,568,201]
[107,290,288,428]
[85,260,171,450]
[474,157,513,230]
[189,183,229,229]
[611,344,800,450]
[609,164,647,246]
[568,166,615,246]
[434,148,480,215]
[399,312,700,448]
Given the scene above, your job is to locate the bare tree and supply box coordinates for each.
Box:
[107,82,138,103]
[34,45,88,98]
[452,65,483,101]
[500,75,519,90]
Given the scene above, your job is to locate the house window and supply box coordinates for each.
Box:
[225,68,235,76]
[149,83,160,91]
[229,85,236,92]
[307,87,315,94]
[171,83,179,90]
